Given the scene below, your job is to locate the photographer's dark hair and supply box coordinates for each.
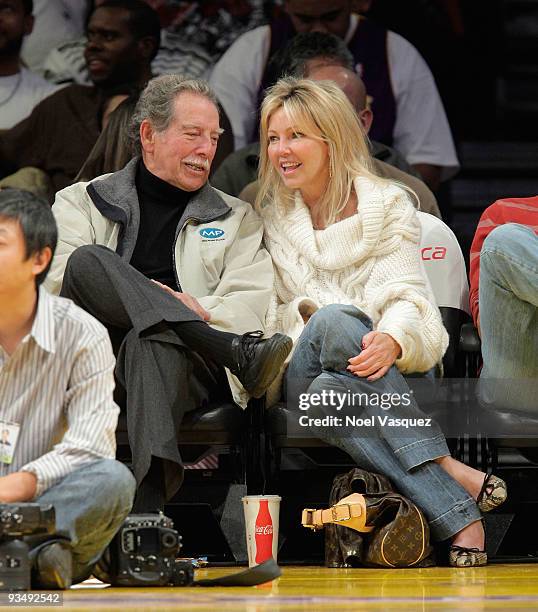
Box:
[266,32,354,84]
[0,189,58,286]
[94,0,161,60]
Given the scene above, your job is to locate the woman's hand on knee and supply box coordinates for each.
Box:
[347,331,401,381]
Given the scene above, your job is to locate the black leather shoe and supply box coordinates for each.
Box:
[231,331,293,398]
[36,542,73,589]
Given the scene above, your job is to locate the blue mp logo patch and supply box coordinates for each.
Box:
[200,227,225,240]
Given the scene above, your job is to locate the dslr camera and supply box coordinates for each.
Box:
[96,512,193,587]
[0,503,55,591]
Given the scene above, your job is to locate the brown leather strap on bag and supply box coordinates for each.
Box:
[302,493,375,533]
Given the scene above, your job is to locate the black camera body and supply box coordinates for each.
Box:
[0,504,56,591]
[101,513,193,587]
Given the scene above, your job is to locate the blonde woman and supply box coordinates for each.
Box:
[256,78,507,567]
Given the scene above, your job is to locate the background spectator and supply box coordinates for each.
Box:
[20,0,89,72]
[469,197,538,332]
[0,0,159,196]
[469,199,538,413]
[42,0,269,87]
[0,0,62,129]
[43,0,213,86]
[165,0,267,62]
[209,0,458,191]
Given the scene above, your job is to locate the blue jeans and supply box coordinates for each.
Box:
[478,223,538,413]
[285,304,481,541]
[32,459,136,584]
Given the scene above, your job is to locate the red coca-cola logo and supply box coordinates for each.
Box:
[254,500,274,564]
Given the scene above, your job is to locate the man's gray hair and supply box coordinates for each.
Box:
[129,75,219,154]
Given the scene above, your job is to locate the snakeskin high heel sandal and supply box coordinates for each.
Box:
[477,473,508,513]
[449,545,487,568]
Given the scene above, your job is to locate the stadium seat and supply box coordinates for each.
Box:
[460,323,538,471]
[115,398,264,492]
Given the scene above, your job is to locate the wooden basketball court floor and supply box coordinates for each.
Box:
[31,564,538,610]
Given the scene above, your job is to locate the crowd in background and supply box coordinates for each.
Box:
[0,0,536,585]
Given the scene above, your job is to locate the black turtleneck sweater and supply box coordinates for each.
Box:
[130,160,199,290]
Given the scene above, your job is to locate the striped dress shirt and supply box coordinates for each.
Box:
[0,287,119,498]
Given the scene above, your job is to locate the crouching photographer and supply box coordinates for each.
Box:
[0,189,135,589]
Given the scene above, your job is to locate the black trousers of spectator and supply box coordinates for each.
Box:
[60,245,232,506]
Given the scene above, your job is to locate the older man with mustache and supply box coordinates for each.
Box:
[45,74,291,512]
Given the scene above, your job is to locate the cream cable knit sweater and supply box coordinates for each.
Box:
[261,175,449,378]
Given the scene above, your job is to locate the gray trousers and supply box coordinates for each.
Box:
[60,245,230,500]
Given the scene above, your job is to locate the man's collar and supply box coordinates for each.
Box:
[89,157,232,222]
[88,157,139,218]
[29,287,56,354]
[185,181,232,222]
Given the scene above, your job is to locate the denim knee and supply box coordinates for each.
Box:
[99,459,136,510]
[106,459,136,507]
[309,304,371,334]
[482,223,529,258]
[481,223,537,292]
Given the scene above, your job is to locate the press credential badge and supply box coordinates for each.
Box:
[0,421,21,464]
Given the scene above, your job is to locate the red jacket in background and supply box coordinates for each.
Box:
[469,196,538,327]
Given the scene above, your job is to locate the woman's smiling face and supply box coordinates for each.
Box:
[267,107,329,204]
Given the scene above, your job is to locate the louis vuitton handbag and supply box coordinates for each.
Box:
[301,468,434,568]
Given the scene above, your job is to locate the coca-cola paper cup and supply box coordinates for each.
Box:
[242,495,281,567]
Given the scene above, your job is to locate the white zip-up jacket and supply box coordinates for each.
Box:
[45,158,274,406]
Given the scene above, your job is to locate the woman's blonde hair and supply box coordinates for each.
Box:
[257,77,402,225]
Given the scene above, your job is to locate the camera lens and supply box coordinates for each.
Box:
[161,531,178,549]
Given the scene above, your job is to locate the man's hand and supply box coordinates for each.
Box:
[347,331,402,382]
[152,281,211,321]
[0,472,37,502]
